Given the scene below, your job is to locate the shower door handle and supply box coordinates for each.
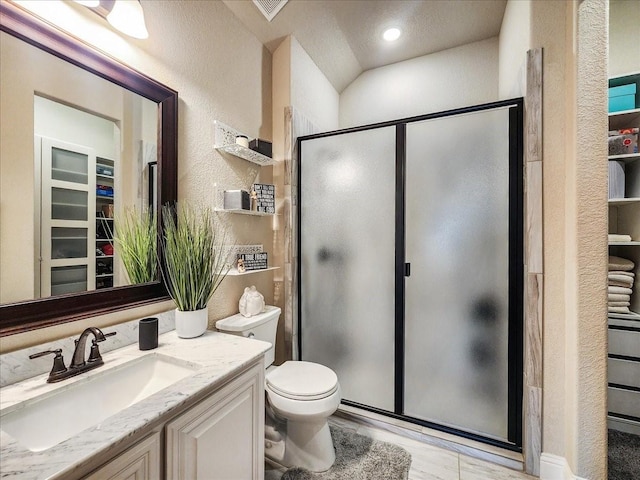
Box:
[404,263,411,277]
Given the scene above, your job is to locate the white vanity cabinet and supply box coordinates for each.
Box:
[165,361,265,480]
[84,432,161,480]
[80,360,264,480]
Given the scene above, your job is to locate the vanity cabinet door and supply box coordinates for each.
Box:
[84,432,161,480]
[165,361,264,480]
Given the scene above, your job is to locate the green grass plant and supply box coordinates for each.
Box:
[113,207,158,285]
[161,203,230,312]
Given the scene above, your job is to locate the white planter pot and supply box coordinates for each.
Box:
[175,308,208,338]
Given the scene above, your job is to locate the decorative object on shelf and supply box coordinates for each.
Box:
[249,138,272,158]
[161,203,232,338]
[224,189,250,210]
[96,164,113,176]
[102,204,114,218]
[608,255,636,315]
[608,160,626,199]
[250,188,258,211]
[235,135,249,148]
[214,120,274,166]
[113,206,157,285]
[237,257,246,273]
[609,128,639,155]
[239,286,265,317]
[139,317,158,350]
[236,252,268,271]
[609,83,637,113]
[252,183,275,214]
[97,184,114,197]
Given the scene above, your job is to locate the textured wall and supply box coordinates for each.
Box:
[339,37,499,128]
[498,0,531,99]
[290,37,339,132]
[574,1,608,477]
[2,0,272,352]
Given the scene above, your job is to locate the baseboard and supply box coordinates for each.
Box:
[539,453,588,480]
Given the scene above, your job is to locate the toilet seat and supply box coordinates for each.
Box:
[266,361,338,401]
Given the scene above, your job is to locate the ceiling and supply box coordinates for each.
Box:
[222,0,508,93]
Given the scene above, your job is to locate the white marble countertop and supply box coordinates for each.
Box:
[0,330,270,479]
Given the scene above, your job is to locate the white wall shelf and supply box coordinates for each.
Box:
[608,153,640,162]
[214,208,274,217]
[226,266,279,276]
[609,242,640,246]
[608,108,640,130]
[213,120,274,166]
[608,311,640,322]
[608,197,640,205]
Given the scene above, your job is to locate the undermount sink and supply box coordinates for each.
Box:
[0,353,200,452]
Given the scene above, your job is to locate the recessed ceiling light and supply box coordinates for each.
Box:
[383,27,401,42]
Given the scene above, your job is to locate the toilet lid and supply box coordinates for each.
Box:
[266,361,338,401]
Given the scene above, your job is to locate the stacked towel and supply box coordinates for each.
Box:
[608,256,636,314]
[608,234,633,242]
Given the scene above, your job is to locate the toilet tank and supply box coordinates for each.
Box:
[215,305,281,367]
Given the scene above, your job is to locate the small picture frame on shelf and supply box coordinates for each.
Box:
[236,252,268,271]
[252,183,275,214]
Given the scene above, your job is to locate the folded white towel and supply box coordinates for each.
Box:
[609,293,631,302]
[608,255,635,271]
[609,280,634,288]
[609,270,635,277]
[608,306,631,314]
[609,273,635,283]
[608,301,631,307]
[609,234,633,242]
[609,286,633,295]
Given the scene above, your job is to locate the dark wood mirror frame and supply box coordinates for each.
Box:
[0,1,177,336]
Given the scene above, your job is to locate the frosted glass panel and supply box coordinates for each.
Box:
[51,227,88,259]
[51,188,88,221]
[51,147,88,184]
[300,126,396,412]
[404,108,511,441]
[51,266,87,295]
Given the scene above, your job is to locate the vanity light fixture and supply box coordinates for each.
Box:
[74,0,100,6]
[107,0,148,39]
[74,0,149,39]
[383,27,402,42]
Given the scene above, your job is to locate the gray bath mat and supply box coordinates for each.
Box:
[609,429,640,480]
[281,425,411,480]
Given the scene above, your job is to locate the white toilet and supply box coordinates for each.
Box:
[215,306,341,472]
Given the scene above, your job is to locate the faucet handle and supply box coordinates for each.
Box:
[29,349,68,382]
[98,331,117,342]
[29,348,62,360]
[87,332,115,364]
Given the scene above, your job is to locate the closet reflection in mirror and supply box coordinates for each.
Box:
[0,31,158,305]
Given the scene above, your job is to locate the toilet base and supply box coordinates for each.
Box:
[283,419,335,472]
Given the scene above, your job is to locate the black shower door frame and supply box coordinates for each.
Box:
[297,98,524,451]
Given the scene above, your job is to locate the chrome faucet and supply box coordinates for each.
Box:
[29,327,116,383]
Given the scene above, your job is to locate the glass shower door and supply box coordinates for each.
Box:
[299,126,397,412]
[404,107,514,441]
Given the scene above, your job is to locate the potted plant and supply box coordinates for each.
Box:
[113,206,158,285]
[161,203,231,338]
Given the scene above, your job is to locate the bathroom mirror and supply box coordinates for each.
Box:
[0,2,177,335]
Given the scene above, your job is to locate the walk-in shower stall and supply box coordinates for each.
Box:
[298,99,524,450]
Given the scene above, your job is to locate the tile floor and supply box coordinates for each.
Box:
[265,415,538,480]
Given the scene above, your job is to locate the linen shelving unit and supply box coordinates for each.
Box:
[95,157,116,290]
[607,72,640,435]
